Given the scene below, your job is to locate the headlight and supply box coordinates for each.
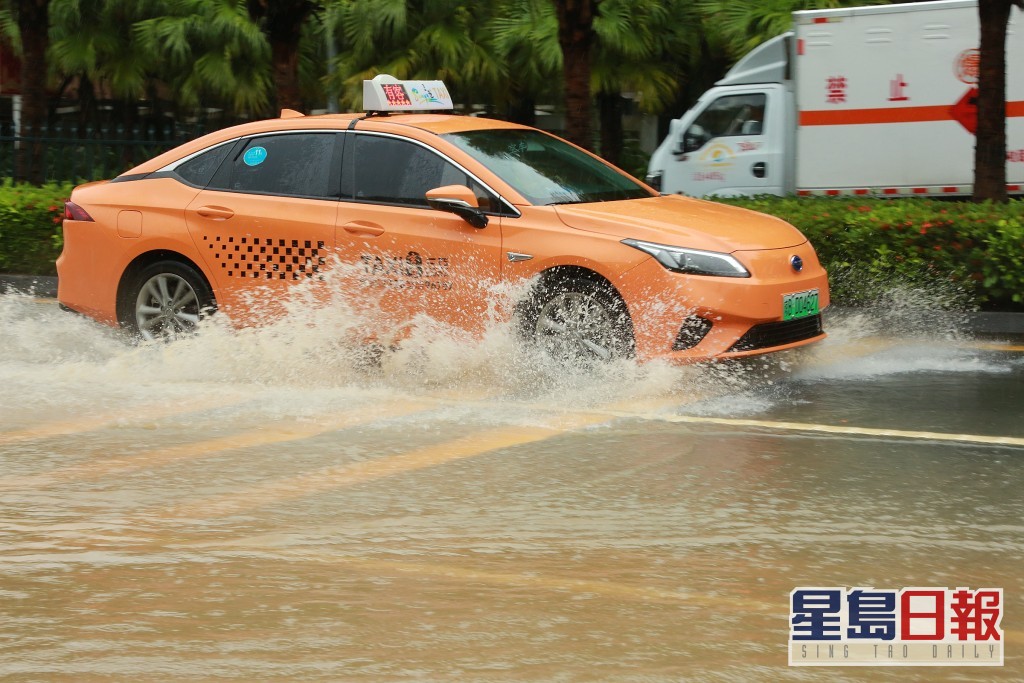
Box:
[622,238,750,278]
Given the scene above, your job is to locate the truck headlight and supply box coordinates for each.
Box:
[622,238,750,278]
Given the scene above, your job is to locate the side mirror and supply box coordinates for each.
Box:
[425,185,489,229]
[681,124,707,153]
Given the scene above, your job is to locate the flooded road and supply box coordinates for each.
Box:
[1,293,1022,681]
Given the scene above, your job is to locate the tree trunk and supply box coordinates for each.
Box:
[75,74,96,138]
[16,0,49,184]
[507,89,537,127]
[974,0,1017,202]
[598,91,623,166]
[248,0,314,115]
[555,0,595,151]
[270,38,303,114]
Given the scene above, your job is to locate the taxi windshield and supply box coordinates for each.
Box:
[442,129,653,206]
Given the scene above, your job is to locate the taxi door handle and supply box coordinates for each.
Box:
[342,221,385,237]
[197,206,235,220]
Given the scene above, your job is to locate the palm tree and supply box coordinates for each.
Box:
[246,0,318,112]
[134,0,272,115]
[592,0,699,165]
[12,0,48,182]
[328,0,503,112]
[554,0,595,150]
[974,0,1023,202]
[489,0,561,125]
[49,0,165,131]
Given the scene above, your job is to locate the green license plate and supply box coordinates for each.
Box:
[782,289,820,321]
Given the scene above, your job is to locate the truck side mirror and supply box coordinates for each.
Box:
[425,185,489,229]
[681,124,707,154]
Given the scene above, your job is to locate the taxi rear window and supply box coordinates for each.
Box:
[443,129,652,206]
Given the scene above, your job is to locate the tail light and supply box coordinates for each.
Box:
[64,201,94,222]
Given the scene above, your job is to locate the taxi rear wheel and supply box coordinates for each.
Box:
[522,277,634,363]
[124,261,215,341]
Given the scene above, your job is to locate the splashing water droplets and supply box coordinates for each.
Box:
[0,269,991,425]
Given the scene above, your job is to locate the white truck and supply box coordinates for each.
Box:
[646,0,1023,198]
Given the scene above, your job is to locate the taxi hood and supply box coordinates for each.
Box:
[553,195,808,252]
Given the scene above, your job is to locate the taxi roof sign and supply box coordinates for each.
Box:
[363,74,453,113]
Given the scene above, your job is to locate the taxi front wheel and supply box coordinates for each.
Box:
[123,261,215,341]
[522,277,635,363]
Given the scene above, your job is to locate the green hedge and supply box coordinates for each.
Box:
[718,197,1024,311]
[0,182,74,276]
[1,183,1022,309]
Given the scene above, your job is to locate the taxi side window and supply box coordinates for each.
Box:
[211,133,336,198]
[175,142,234,187]
[346,134,494,211]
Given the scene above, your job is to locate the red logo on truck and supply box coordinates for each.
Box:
[889,74,909,102]
[954,49,980,84]
[826,76,848,104]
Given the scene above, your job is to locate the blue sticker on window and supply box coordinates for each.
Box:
[243,146,267,167]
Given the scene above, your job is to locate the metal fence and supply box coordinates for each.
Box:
[0,121,217,184]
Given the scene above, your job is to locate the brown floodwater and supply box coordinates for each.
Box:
[1,293,1022,681]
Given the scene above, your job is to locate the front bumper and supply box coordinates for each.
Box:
[617,241,830,363]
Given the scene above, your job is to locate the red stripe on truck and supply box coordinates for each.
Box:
[800,101,1024,126]
[801,105,952,126]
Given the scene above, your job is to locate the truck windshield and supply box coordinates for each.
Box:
[442,129,653,206]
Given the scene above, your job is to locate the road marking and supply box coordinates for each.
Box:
[168,420,602,519]
[4,401,434,487]
[616,413,1024,448]
[967,342,1024,352]
[414,390,1023,450]
[0,395,253,446]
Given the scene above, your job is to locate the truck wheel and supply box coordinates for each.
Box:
[124,261,215,341]
[520,276,634,363]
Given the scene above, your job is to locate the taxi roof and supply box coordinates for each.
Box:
[123,112,529,177]
[360,113,528,134]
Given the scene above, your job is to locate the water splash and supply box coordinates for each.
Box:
[0,269,1001,426]
[824,266,973,343]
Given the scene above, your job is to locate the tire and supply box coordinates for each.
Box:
[519,276,634,363]
[123,260,215,341]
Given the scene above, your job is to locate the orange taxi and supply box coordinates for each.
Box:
[58,75,829,363]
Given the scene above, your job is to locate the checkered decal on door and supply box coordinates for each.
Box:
[204,235,327,280]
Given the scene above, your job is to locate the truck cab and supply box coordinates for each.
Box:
[648,34,795,198]
[650,1,1023,199]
